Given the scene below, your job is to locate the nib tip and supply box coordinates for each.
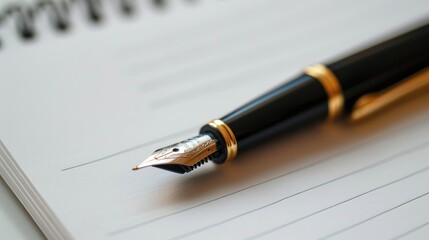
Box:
[132,166,139,171]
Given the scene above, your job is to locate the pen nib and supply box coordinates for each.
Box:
[132,134,219,174]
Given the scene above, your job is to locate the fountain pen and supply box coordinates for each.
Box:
[133,22,429,174]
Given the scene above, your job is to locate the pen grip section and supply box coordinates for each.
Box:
[213,74,328,160]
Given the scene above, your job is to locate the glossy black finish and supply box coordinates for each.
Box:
[200,75,328,163]
[328,22,429,113]
[201,21,429,164]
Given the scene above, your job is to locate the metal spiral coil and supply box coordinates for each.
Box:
[0,0,188,47]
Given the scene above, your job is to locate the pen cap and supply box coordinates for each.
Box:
[328,22,429,114]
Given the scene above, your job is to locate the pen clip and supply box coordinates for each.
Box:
[350,67,429,121]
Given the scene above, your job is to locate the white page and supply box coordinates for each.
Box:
[1,0,429,239]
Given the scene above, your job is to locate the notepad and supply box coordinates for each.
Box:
[1,0,429,239]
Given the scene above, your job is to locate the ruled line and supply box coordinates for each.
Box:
[170,141,429,240]
[390,221,429,240]
[61,127,196,171]
[108,151,340,236]
[122,0,289,59]
[108,139,369,236]
[319,192,429,240]
[107,118,428,237]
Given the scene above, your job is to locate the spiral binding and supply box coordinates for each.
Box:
[0,0,189,48]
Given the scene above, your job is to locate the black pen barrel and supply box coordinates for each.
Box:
[221,75,328,148]
[200,74,329,163]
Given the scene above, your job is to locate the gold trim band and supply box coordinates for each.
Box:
[208,119,238,161]
[304,64,344,120]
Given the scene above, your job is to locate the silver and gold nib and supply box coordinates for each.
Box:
[132,134,219,174]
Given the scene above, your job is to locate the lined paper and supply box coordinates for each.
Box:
[1,0,429,239]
